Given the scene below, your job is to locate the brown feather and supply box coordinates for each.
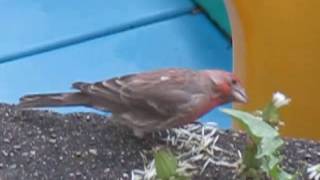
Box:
[18,68,246,137]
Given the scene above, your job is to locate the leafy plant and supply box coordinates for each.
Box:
[154,149,189,180]
[262,92,291,129]
[222,92,296,180]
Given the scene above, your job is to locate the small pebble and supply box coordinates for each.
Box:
[76,171,82,176]
[51,133,57,138]
[89,149,98,156]
[9,164,17,169]
[48,138,57,144]
[30,150,36,156]
[13,145,21,150]
[2,150,8,156]
[75,151,82,157]
[305,153,312,159]
[297,149,305,154]
[123,173,129,178]
[104,168,110,173]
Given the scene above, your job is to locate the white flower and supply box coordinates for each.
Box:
[272,92,291,108]
[307,163,320,180]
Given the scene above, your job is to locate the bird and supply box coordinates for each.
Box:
[18,68,247,138]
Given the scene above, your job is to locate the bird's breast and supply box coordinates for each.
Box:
[193,97,224,120]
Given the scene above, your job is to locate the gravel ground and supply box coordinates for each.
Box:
[0,103,319,180]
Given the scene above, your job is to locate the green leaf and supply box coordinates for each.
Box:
[243,144,260,170]
[260,154,280,173]
[262,102,281,127]
[256,137,283,159]
[277,171,296,180]
[155,150,178,179]
[222,108,295,179]
[269,165,297,180]
[221,109,279,141]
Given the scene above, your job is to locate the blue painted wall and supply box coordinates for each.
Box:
[0,1,232,128]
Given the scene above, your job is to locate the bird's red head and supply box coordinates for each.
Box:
[202,70,248,104]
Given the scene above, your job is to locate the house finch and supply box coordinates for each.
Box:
[19,68,247,137]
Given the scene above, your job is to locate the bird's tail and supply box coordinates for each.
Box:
[18,92,88,108]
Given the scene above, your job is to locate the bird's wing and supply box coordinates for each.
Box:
[72,69,209,115]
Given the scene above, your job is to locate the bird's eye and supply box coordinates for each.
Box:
[231,79,237,85]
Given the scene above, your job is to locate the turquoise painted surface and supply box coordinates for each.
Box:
[0,0,232,127]
[194,0,231,37]
[0,14,232,127]
[0,0,194,63]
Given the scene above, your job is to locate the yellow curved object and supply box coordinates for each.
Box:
[225,0,320,139]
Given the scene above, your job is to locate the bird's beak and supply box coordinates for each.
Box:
[232,86,248,103]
